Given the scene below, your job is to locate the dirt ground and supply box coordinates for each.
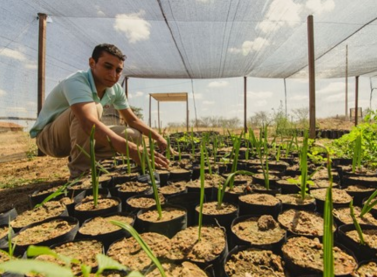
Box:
[0,118,355,214]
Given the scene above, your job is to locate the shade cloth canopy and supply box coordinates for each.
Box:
[1,0,377,121]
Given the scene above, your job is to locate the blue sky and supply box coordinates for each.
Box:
[126,76,376,128]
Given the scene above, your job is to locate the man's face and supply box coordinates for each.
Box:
[90,51,124,88]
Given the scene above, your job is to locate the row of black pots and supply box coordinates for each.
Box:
[2,198,370,276]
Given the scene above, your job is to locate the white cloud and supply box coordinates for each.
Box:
[306,0,335,14]
[134,91,144,97]
[229,37,270,56]
[257,0,302,33]
[290,95,308,101]
[114,11,151,43]
[317,82,344,95]
[247,90,273,99]
[25,63,37,70]
[203,100,215,105]
[207,81,229,88]
[256,100,268,107]
[324,92,344,103]
[0,48,26,61]
[0,89,7,96]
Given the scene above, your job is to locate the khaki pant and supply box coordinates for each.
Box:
[36,104,141,178]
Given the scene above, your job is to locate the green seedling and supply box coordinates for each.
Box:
[217,170,253,208]
[198,142,205,241]
[143,138,162,220]
[349,200,365,245]
[352,132,362,173]
[110,221,166,277]
[360,189,377,217]
[323,180,334,277]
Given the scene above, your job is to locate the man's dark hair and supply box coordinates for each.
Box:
[92,43,126,62]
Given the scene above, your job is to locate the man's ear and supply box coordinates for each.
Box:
[89,57,95,68]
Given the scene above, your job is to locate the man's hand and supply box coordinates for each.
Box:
[128,144,170,169]
[156,136,178,156]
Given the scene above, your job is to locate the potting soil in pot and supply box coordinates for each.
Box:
[33,240,103,275]
[126,194,165,210]
[79,214,134,236]
[75,196,119,211]
[231,215,286,246]
[278,209,333,237]
[107,232,170,273]
[10,201,66,230]
[224,247,285,277]
[344,229,377,251]
[354,261,377,276]
[145,261,208,277]
[168,226,226,263]
[282,236,357,275]
[159,181,187,197]
[333,206,377,226]
[12,218,76,246]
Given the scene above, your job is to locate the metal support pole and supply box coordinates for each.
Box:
[307,15,316,139]
[244,76,247,134]
[186,94,189,132]
[355,76,359,126]
[284,78,287,117]
[124,76,129,99]
[37,13,47,156]
[149,94,152,127]
[345,45,348,119]
[157,101,160,130]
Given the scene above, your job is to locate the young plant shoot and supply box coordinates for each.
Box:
[198,141,205,241]
[143,138,162,220]
[323,178,334,277]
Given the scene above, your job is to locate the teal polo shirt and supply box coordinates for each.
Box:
[30,69,129,138]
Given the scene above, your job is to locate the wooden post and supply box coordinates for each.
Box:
[149,94,152,127]
[345,45,348,119]
[307,15,316,139]
[186,93,189,132]
[244,76,247,134]
[124,76,129,99]
[284,78,287,117]
[37,13,47,156]
[355,76,359,126]
[157,101,160,131]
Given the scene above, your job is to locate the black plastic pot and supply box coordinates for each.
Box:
[187,183,213,202]
[276,179,301,194]
[123,193,164,214]
[167,192,202,227]
[195,201,238,243]
[76,212,135,251]
[283,236,357,277]
[135,204,187,238]
[74,196,122,225]
[229,215,286,253]
[337,224,377,262]
[223,245,286,277]
[0,207,17,225]
[12,216,79,256]
[28,188,64,208]
[116,182,153,206]
[156,170,170,186]
[344,185,375,207]
[212,186,244,206]
[168,169,192,182]
[0,224,14,246]
[238,194,282,218]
